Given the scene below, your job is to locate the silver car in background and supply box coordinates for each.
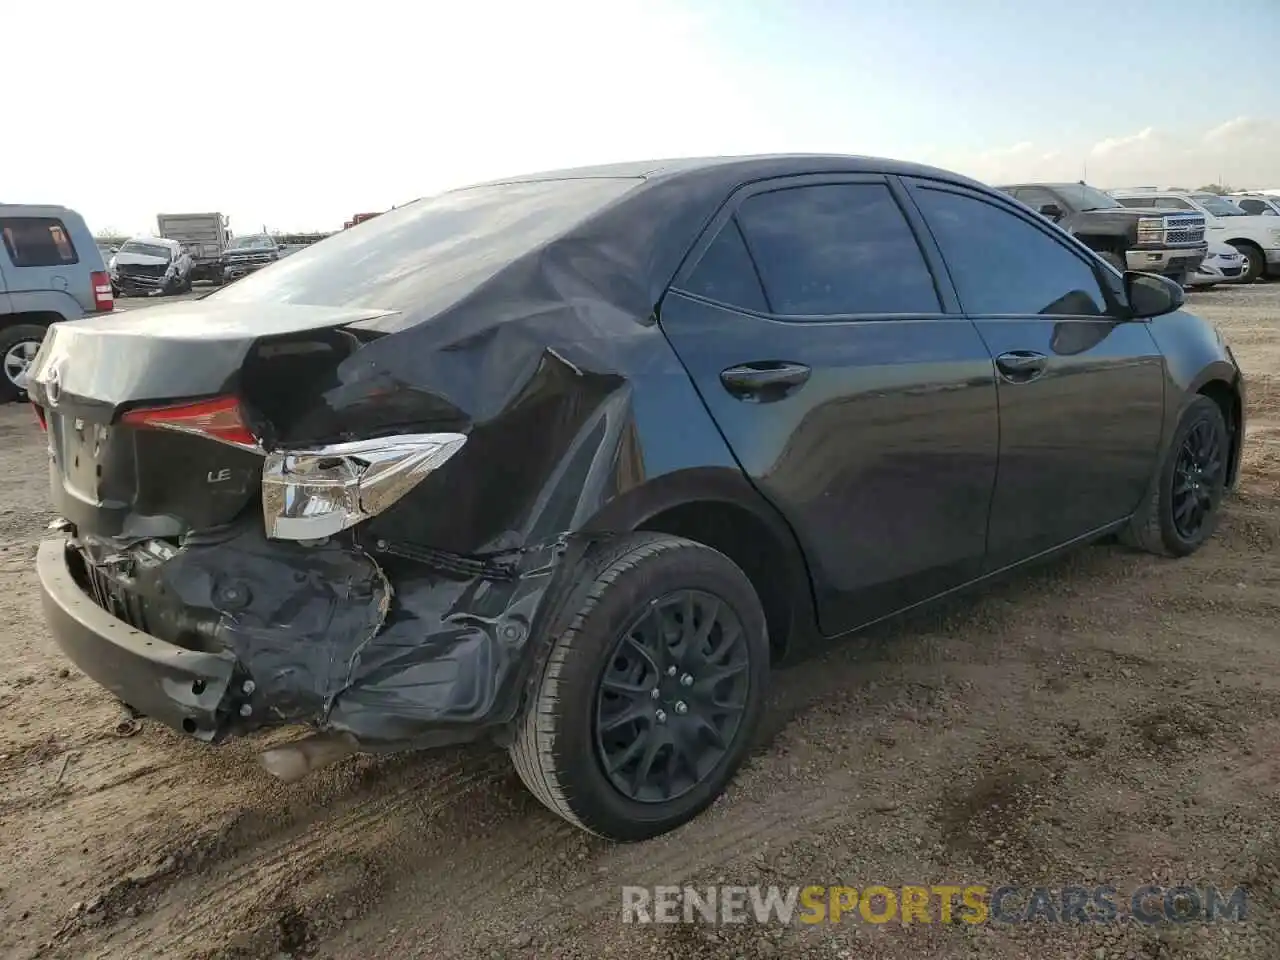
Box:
[1188,241,1247,289]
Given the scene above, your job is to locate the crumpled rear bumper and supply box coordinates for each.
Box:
[37,526,583,749]
[38,538,237,740]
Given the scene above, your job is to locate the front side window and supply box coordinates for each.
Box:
[0,217,79,267]
[682,219,768,313]
[1237,199,1277,216]
[734,183,940,316]
[913,187,1108,317]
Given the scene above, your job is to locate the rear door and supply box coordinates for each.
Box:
[903,179,1166,569]
[658,175,999,637]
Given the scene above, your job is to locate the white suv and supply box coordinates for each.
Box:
[1108,189,1280,282]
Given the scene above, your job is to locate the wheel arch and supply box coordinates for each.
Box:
[1195,376,1244,489]
[579,467,820,663]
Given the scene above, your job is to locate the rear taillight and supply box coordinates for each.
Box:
[32,403,46,431]
[120,395,258,448]
[90,271,113,312]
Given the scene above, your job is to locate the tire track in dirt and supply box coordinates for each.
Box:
[56,750,515,959]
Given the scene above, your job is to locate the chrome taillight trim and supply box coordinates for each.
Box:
[262,432,467,541]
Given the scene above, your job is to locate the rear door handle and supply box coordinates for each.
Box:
[995,351,1048,382]
[720,361,811,401]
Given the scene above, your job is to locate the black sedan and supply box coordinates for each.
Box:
[28,155,1245,842]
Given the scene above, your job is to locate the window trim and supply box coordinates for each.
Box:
[0,216,81,268]
[900,177,1123,321]
[670,173,955,322]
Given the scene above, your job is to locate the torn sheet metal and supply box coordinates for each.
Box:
[72,523,586,746]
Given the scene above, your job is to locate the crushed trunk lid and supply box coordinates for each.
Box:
[28,301,397,538]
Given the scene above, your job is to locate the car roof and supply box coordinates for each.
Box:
[467,153,991,193]
[125,236,178,246]
[995,182,1090,190]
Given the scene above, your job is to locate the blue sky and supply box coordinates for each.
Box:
[9,0,1279,233]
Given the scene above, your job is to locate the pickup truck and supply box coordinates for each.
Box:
[996,182,1207,285]
[219,234,282,282]
[1110,189,1280,282]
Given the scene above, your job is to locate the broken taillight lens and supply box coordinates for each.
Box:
[90,271,114,312]
[120,395,258,448]
[32,403,47,431]
[261,433,467,540]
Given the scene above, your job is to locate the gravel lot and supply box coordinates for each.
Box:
[1,284,1278,960]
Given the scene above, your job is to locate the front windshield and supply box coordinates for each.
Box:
[229,235,275,249]
[119,241,172,260]
[1192,194,1247,216]
[1055,183,1122,211]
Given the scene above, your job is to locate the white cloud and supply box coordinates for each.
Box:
[946,118,1280,191]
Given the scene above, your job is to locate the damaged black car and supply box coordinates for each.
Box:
[30,155,1245,841]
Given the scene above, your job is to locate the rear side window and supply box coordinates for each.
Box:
[912,188,1107,317]
[682,219,768,312]
[0,218,79,267]
[735,183,940,316]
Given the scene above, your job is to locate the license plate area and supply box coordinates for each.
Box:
[49,414,129,508]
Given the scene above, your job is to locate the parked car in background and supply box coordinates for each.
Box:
[220,234,282,282]
[996,182,1207,285]
[1187,241,1247,289]
[1227,193,1280,217]
[0,204,112,402]
[1109,189,1280,283]
[110,237,193,297]
[30,155,1245,842]
[157,212,231,284]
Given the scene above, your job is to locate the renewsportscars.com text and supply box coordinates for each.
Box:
[622,884,1248,926]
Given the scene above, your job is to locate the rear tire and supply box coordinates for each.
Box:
[0,323,49,403]
[510,532,769,841]
[1122,395,1229,557]
[1231,242,1264,283]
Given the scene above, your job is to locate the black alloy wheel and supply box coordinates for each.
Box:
[594,589,750,804]
[510,532,769,841]
[1123,394,1231,557]
[1170,417,1224,541]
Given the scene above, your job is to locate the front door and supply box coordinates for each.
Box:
[658,175,1000,636]
[904,179,1166,569]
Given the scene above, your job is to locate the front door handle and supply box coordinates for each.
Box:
[720,361,811,401]
[995,351,1048,383]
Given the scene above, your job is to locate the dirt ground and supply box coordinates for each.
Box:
[2,285,1278,960]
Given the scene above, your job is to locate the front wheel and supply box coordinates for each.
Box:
[1122,395,1230,557]
[511,533,769,841]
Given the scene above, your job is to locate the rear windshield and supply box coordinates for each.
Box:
[119,241,173,259]
[0,217,79,267]
[211,177,640,319]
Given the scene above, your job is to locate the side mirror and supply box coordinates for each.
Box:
[1038,203,1064,220]
[1124,271,1184,319]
